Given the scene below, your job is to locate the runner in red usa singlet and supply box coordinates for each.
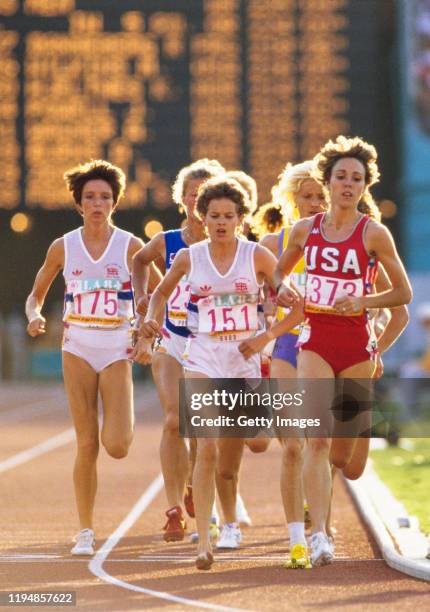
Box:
[299,212,378,374]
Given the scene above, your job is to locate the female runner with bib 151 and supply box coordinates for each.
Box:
[136,177,284,570]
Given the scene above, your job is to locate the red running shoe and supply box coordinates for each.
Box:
[163,506,186,542]
[184,484,195,518]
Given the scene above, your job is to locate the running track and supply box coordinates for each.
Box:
[1,382,428,611]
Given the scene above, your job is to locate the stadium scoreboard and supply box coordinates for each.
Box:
[0,0,394,210]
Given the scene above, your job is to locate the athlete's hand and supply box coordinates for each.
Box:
[373,352,384,379]
[27,315,46,337]
[140,318,160,339]
[132,337,153,365]
[276,284,300,308]
[333,295,363,315]
[136,294,150,317]
[239,333,269,360]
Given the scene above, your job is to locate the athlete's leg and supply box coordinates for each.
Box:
[298,350,334,536]
[216,439,245,524]
[271,359,307,542]
[63,352,99,530]
[99,359,134,458]
[330,360,375,474]
[152,352,188,508]
[184,370,216,559]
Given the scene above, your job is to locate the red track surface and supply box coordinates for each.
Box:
[1,383,429,611]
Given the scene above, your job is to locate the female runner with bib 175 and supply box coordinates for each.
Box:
[274,136,412,567]
[25,160,161,556]
[136,177,296,570]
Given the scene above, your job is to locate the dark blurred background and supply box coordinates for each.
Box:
[1,0,429,379]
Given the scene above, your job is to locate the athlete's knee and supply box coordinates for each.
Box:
[282,438,304,464]
[307,437,330,456]
[102,432,133,459]
[341,461,366,480]
[196,440,217,467]
[216,464,238,480]
[246,438,270,453]
[163,411,180,436]
[76,434,99,459]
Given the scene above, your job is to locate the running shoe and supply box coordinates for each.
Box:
[236,493,252,527]
[309,532,334,567]
[195,551,214,570]
[163,506,186,542]
[216,523,242,549]
[71,528,95,556]
[184,484,195,518]
[283,543,311,569]
[190,522,220,543]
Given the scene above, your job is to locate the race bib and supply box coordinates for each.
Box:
[198,293,259,340]
[305,273,364,316]
[167,278,191,327]
[66,289,122,328]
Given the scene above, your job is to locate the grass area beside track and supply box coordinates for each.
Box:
[370,438,430,535]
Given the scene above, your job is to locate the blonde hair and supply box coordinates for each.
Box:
[313,135,381,220]
[171,158,224,208]
[271,160,317,223]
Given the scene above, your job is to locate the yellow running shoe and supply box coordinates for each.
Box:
[284,543,312,569]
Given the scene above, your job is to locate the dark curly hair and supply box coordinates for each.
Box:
[196,177,251,219]
[251,202,285,239]
[64,159,126,208]
[313,135,381,220]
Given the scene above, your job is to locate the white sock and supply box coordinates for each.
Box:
[211,501,219,525]
[288,522,306,547]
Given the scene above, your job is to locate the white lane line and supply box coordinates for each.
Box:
[89,474,252,612]
[0,428,75,474]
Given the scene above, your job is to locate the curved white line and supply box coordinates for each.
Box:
[89,474,252,611]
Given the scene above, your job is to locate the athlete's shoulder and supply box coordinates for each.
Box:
[259,232,279,253]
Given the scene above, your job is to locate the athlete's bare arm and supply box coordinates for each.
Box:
[140,249,191,339]
[258,234,280,320]
[259,233,279,258]
[374,265,409,354]
[334,222,412,314]
[239,299,303,360]
[25,238,65,337]
[273,219,312,307]
[132,232,166,315]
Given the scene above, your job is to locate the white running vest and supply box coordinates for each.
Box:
[63,227,134,329]
[187,238,262,341]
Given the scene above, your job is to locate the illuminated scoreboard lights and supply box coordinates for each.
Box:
[0,0,386,210]
[298,0,349,161]
[0,30,19,209]
[190,0,242,169]
[1,3,189,210]
[246,0,297,201]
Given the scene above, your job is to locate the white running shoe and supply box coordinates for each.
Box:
[236,493,252,527]
[216,523,242,549]
[310,532,333,567]
[71,528,95,556]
